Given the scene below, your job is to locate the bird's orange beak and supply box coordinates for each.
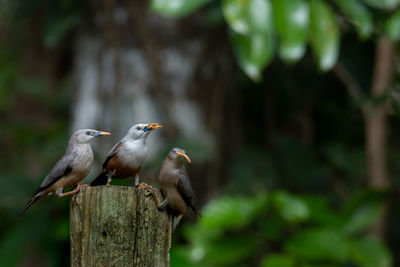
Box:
[144,123,163,131]
[176,151,191,163]
[93,131,111,136]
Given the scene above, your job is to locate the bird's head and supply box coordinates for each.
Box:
[70,129,111,144]
[128,122,163,140]
[168,148,191,164]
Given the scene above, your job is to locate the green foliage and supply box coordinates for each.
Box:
[224,0,274,81]
[261,254,294,267]
[335,0,373,40]
[361,0,400,10]
[271,191,309,223]
[385,10,400,41]
[201,193,268,229]
[151,0,399,81]
[309,0,340,71]
[172,192,392,266]
[272,0,308,64]
[150,0,213,18]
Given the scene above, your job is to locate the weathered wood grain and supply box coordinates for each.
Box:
[70,185,171,267]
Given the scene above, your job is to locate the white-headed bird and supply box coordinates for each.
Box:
[20,129,111,214]
[90,123,162,186]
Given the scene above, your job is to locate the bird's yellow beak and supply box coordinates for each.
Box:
[176,151,191,163]
[144,123,163,131]
[94,131,111,136]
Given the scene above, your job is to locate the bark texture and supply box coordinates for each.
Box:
[70,185,171,267]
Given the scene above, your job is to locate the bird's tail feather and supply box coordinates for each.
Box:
[19,191,44,215]
[172,215,183,233]
[90,172,108,186]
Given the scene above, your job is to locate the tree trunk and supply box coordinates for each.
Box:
[365,36,394,240]
[365,36,394,190]
[70,186,171,267]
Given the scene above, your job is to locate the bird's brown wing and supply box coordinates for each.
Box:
[102,142,122,170]
[177,174,200,215]
[35,153,74,194]
[90,142,123,186]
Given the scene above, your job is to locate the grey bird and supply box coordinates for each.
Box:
[90,122,162,186]
[138,148,200,231]
[20,129,111,214]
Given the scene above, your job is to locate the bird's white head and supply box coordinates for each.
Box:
[70,129,111,144]
[127,123,162,140]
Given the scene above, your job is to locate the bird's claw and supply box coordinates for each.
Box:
[137,183,155,196]
[71,183,89,202]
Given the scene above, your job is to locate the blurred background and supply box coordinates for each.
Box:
[1,0,400,266]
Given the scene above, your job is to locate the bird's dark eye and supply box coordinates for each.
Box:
[136,126,142,131]
[86,131,91,136]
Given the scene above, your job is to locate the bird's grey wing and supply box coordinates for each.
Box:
[177,174,200,215]
[102,142,122,170]
[35,153,74,193]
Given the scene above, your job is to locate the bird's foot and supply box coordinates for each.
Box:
[137,183,160,206]
[71,183,89,202]
[58,183,88,202]
[136,183,155,196]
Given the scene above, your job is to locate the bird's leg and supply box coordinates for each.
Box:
[157,198,169,211]
[106,174,112,187]
[56,184,88,199]
[137,183,162,207]
[134,174,140,186]
[71,183,89,202]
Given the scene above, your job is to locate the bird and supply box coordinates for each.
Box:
[138,148,200,231]
[20,129,111,214]
[90,122,162,187]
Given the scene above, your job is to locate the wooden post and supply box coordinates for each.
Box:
[70,185,171,267]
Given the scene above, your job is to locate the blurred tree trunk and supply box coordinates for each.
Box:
[365,36,394,190]
[72,0,235,199]
[333,36,395,240]
[365,36,394,239]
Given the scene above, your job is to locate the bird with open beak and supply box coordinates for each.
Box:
[20,129,111,214]
[90,122,162,186]
[138,148,200,231]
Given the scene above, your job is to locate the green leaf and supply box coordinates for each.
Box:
[223,0,274,81]
[361,0,400,10]
[150,0,213,18]
[385,10,400,41]
[200,193,268,229]
[222,0,273,35]
[342,203,383,235]
[272,191,309,223]
[193,234,258,265]
[272,0,309,63]
[350,237,393,267]
[261,254,294,267]
[230,31,274,82]
[335,0,373,39]
[249,0,272,34]
[301,196,343,227]
[222,0,251,35]
[309,0,340,71]
[285,228,349,262]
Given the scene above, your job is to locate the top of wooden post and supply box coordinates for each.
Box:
[70,185,171,267]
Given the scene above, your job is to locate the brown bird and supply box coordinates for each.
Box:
[138,148,200,231]
[90,123,162,186]
[20,129,111,214]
